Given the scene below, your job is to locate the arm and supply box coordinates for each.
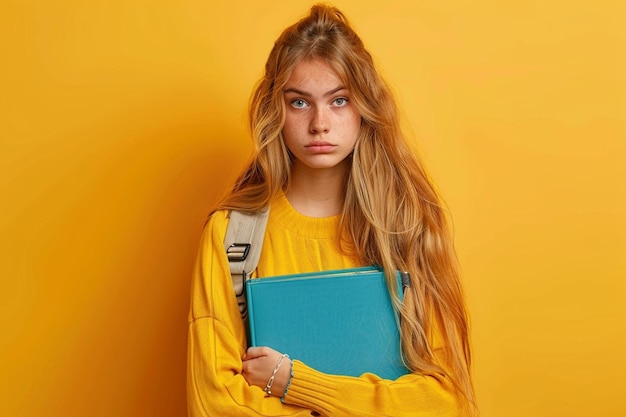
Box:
[239,295,459,417]
[242,348,459,417]
[284,360,459,417]
[187,212,310,417]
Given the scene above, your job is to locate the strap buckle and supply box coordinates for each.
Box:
[400,271,411,292]
[227,243,251,262]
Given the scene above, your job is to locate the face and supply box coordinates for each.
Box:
[282,58,361,174]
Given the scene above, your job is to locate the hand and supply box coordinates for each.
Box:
[242,346,292,397]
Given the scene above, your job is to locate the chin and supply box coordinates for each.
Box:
[299,159,350,171]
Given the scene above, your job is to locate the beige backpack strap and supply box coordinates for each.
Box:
[223,208,270,320]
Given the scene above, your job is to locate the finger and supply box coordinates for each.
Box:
[244,346,269,360]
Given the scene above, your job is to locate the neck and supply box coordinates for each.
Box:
[286,161,348,217]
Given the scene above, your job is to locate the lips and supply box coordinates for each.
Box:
[305,141,336,153]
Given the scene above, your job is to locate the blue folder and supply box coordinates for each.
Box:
[246,266,409,380]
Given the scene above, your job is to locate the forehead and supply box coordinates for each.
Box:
[285,58,344,89]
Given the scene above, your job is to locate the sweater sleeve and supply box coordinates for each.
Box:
[186,212,311,417]
[283,360,459,417]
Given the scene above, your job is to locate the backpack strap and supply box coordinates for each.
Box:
[223,208,270,320]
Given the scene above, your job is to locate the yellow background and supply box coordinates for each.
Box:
[2,1,625,416]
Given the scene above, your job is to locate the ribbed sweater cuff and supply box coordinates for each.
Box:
[282,360,338,415]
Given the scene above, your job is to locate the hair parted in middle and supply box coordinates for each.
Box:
[218,4,476,415]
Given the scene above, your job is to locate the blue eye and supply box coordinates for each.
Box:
[333,97,348,106]
[291,99,308,108]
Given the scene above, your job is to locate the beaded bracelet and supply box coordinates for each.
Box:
[280,359,294,403]
[263,353,289,396]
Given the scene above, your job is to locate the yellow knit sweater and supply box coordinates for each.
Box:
[187,192,458,417]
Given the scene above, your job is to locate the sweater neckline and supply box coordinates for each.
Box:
[270,190,341,239]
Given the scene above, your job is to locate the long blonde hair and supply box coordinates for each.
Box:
[218,4,477,415]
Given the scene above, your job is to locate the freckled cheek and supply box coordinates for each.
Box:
[343,114,361,136]
[283,115,308,136]
[282,118,304,148]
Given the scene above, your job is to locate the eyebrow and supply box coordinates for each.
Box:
[283,86,347,97]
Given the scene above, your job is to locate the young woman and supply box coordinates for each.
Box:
[188,4,477,416]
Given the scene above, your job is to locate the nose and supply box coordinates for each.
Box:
[309,106,329,134]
